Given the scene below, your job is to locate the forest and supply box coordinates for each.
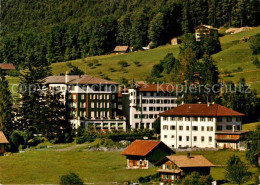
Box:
[1,0,260,68]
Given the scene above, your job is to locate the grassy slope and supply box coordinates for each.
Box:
[49,26,260,93]
[51,44,179,81]
[0,149,257,184]
[243,122,260,131]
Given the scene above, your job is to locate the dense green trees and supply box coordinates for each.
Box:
[1,0,259,67]
[246,124,260,166]
[0,69,13,135]
[225,155,251,185]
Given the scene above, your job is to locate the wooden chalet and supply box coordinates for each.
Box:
[121,140,174,169]
[157,154,214,184]
[0,131,9,155]
[195,24,218,41]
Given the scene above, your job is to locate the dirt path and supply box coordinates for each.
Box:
[219,69,260,77]
[54,144,89,151]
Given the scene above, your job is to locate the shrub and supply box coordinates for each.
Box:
[109,68,116,72]
[133,61,141,67]
[252,57,260,68]
[28,136,44,146]
[8,131,25,152]
[118,60,129,67]
[60,172,84,185]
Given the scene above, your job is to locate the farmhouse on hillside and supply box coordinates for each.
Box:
[160,103,246,150]
[121,140,174,169]
[112,46,130,54]
[0,131,9,155]
[0,63,16,71]
[157,154,214,184]
[195,24,218,41]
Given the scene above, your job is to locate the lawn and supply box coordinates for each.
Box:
[0,148,257,184]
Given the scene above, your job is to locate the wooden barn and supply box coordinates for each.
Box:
[112,46,130,54]
[121,140,174,169]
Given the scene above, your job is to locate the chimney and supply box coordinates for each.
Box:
[232,125,235,133]
[65,72,68,84]
[187,153,191,158]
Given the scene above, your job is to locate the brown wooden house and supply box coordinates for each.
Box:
[0,131,9,155]
[195,25,218,41]
[157,154,214,184]
[121,140,174,169]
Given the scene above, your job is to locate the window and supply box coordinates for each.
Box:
[140,123,144,129]
[201,126,204,131]
[192,126,198,131]
[200,117,206,122]
[207,126,213,131]
[208,117,213,122]
[226,117,232,122]
[179,136,182,141]
[163,174,168,179]
[226,125,232,130]
[179,126,183,130]
[192,117,198,121]
[73,95,76,100]
[163,125,168,130]
[146,123,150,129]
[170,126,175,130]
[186,126,189,131]
[194,136,197,142]
[185,117,190,121]
[135,123,139,129]
[171,135,175,139]
[217,126,223,131]
[81,94,85,99]
[178,117,183,121]
[163,117,167,121]
[164,135,167,139]
[217,117,222,122]
[134,114,139,119]
[143,107,147,111]
[209,136,212,142]
[170,117,175,121]
[236,117,241,122]
[186,136,189,141]
[201,136,205,142]
[237,125,241,130]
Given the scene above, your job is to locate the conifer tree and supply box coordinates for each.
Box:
[0,69,13,135]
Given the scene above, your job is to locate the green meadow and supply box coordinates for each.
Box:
[0,149,257,184]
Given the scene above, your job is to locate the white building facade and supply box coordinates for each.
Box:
[122,84,179,130]
[160,104,244,149]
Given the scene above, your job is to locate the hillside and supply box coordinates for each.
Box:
[50,27,260,93]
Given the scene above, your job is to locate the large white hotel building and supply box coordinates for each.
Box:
[160,103,247,149]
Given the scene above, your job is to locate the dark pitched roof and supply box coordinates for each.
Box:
[160,104,244,117]
[121,140,173,157]
[166,155,214,168]
[0,131,9,144]
[0,63,16,70]
[44,75,118,85]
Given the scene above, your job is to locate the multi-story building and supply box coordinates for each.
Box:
[44,75,126,131]
[160,103,246,149]
[122,83,179,130]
